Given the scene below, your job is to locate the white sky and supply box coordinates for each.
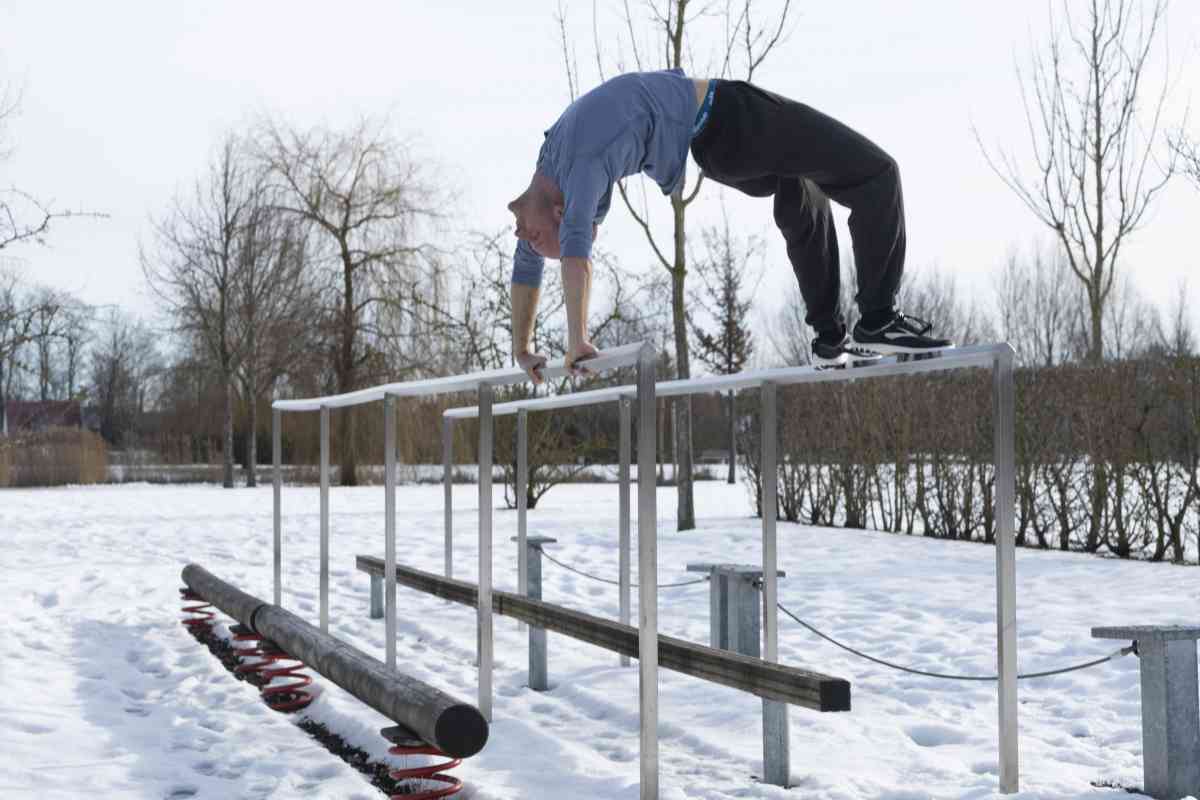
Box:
[2,0,1198,351]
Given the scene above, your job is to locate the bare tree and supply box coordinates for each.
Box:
[1171,132,1200,190]
[688,213,759,482]
[0,267,35,433]
[978,0,1176,363]
[993,243,1086,367]
[898,268,996,348]
[1152,278,1195,358]
[143,135,255,488]
[0,82,105,252]
[59,300,93,400]
[29,287,67,402]
[254,116,441,486]
[1102,273,1159,360]
[559,0,796,529]
[233,204,317,487]
[90,310,160,447]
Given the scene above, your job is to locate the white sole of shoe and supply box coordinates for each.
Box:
[813,351,848,367]
[850,341,957,356]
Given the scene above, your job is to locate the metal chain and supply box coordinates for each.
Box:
[537,548,708,589]
[776,602,1136,681]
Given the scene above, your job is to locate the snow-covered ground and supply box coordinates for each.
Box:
[1,482,1196,800]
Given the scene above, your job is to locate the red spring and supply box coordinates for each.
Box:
[180,589,215,629]
[231,626,314,712]
[384,729,463,799]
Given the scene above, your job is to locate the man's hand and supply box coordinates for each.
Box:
[566,341,599,377]
[517,351,549,385]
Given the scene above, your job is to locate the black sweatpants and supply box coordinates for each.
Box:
[690,80,904,339]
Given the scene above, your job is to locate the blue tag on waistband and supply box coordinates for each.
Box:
[692,81,717,139]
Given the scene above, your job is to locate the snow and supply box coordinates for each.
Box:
[1,480,1196,799]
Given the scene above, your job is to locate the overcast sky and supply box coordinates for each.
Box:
[2,0,1198,355]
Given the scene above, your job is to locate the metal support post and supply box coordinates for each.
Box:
[478,382,494,722]
[618,396,632,667]
[635,344,658,800]
[515,535,557,691]
[384,394,397,670]
[993,348,1019,793]
[443,416,453,579]
[517,409,529,634]
[687,561,788,786]
[319,405,330,633]
[369,574,383,619]
[761,382,789,787]
[1094,626,1200,800]
[272,408,282,607]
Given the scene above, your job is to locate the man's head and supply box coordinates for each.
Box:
[507,171,564,259]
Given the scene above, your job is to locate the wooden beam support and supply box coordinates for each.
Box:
[356,555,850,712]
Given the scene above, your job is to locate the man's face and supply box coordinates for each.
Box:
[508,196,562,259]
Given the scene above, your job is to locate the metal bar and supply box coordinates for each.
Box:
[760,381,789,787]
[635,343,659,800]
[272,408,282,607]
[319,405,330,633]
[761,382,779,661]
[357,556,850,711]
[440,344,1015,420]
[384,394,397,670]
[370,574,383,619]
[273,342,648,411]
[618,396,632,668]
[526,538,554,691]
[478,382,494,722]
[517,409,528,614]
[443,417,453,579]
[993,347,1019,793]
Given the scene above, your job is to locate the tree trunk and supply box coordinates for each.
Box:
[670,188,695,529]
[726,391,736,484]
[222,373,235,489]
[339,250,359,487]
[1088,289,1104,364]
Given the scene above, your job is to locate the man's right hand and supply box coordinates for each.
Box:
[516,351,548,385]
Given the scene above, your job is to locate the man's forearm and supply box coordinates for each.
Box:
[511,282,541,356]
[561,256,592,348]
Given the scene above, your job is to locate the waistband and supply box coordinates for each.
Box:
[691,80,717,139]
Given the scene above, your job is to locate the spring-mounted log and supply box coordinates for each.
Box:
[180,589,215,629]
[381,725,463,799]
[230,624,314,712]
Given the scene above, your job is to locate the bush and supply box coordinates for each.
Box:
[740,356,1200,563]
[0,428,109,487]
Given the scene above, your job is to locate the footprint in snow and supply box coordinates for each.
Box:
[905,723,969,747]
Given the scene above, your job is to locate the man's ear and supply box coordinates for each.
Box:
[552,202,564,223]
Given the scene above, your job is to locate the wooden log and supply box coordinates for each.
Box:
[181,564,489,758]
[356,555,850,712]
[182,564,267,632]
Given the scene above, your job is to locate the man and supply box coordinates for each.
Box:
[507,68,952,382]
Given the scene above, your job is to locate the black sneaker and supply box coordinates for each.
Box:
[811,333,884,368]
[851,312,954,355]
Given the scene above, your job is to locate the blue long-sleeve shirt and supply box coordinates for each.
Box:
[512,68,699,288]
